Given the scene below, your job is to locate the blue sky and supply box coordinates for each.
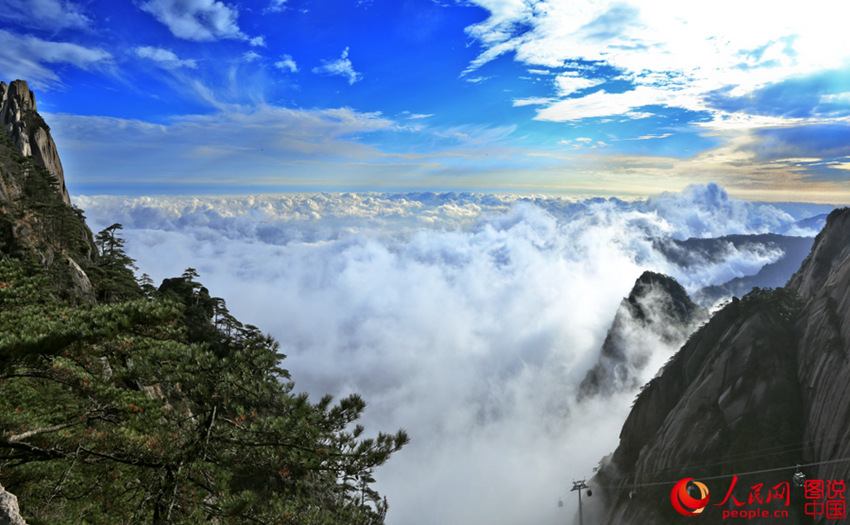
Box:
[1,0,850,202]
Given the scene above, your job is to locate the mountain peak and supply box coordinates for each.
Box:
[787,207,850,299]
[0,80,37,113]
[577,271,707,400]
[1,79,70,204]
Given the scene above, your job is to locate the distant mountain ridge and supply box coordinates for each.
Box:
[653,233,817,306]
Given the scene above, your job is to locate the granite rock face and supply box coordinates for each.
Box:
[787,208,850,486]
[0,80,70,204]
[0,79,95,297]
[0,483,26,525]
[589,208,850,525]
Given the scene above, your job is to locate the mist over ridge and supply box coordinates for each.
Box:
[75,184,833,525]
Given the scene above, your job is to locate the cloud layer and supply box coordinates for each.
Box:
[75,186,831,524]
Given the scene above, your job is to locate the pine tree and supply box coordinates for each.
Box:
[0,259,408,524]
[89,223,142,303]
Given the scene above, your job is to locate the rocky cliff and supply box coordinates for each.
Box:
[1,80,69,205]
[578,271,708,400]
[787,208,850,486]
[0,80,94,301]
[589,208,850,525]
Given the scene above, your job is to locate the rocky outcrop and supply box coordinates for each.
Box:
[0,80,70,205]
[578,271,707,400]
[67,254,95,301]
[0,483,26,525]
[589,208,850,524]
[0,79,96,302]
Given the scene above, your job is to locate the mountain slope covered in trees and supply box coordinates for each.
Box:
[0,80,407,524]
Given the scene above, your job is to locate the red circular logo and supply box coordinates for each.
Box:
[671,478,710,516]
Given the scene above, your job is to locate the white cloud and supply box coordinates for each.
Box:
[554,72,603,96]
[135,46,197,70]
[249,36,266,47]
[74,187,826,525]
[312,47,362,85]
[821,92,850,104]
[0,0,91,30]
[265,0,287,13]
[0,30,111,89]
[535,86,682,121]
[435,124,517,145]
[242,51,262,63]
[512,96,553,107]
[274,54,298,73]
[631,133,672,140]
[464,0,850,124]
[140,0,245,41]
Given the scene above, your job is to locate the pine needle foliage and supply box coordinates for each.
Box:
[0,254,408,524]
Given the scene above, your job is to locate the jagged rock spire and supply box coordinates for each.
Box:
[0,79,71,204]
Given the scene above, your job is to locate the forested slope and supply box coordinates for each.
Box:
[0,79,407,524]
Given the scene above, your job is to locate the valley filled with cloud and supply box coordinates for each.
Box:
[75,185,831,524]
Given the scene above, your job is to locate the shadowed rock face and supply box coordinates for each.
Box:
[589,208,850,525]
[0,80,70,205]
[787,208,850,485]
[578,271,708,401]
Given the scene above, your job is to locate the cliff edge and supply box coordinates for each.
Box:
[590,208,850,524]
[0,80,70,205]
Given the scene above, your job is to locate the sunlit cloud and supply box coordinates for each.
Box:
[43,102,850,201]
[45,105,404,193]
[465,0,850,127]
[554,71,603,96]
[512,97,554,107]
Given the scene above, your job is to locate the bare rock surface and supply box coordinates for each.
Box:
[0,483,26,525]
[1,80,70,204]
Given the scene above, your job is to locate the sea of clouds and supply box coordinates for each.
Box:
[75,184,831,525]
